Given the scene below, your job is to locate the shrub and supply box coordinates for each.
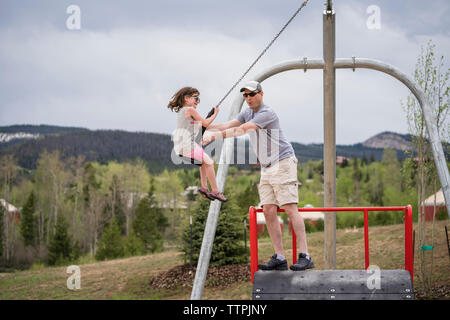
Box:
[315,218,324,232]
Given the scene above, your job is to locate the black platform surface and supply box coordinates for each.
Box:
[252,269,414,300]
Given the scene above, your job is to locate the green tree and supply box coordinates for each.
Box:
[132,179,168,253]
[34,150,70,246]
[341,158,349,168]
[155,169,183,237]
[352,158,362,182]
[364,163,384,205]
[82,162,103,256]
[361,153,368,166]
[352,158,363,204]
[0,154,18,263]
[182,192,246,267]
[336,174,353,206]
[236,180,259,220]
[20,191,37,247]
[402,40,450,296]
[95,215,124,261]
[381,149,402,207]
[124,229,145,257]
[133,197,163,253]
[101,174,126,236]
[47,215,72,266]
[178,168,197,189]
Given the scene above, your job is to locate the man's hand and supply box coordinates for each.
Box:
[202,129,221,146]
[202,133,214,146]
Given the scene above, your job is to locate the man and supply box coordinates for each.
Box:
[203,80,314,271]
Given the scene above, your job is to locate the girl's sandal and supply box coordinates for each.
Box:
[209,191,228,202]
[198,186,214,201]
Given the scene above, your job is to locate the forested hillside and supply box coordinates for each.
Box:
[0,125,417,172]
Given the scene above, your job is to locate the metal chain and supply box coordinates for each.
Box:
[215,0,310,107]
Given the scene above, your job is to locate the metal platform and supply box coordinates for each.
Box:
[252,270,414,300]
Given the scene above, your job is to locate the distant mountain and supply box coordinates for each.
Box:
[0,125,175,173]
[362,131,414,151]
[0,125,89,150]
[0,124,88,135]
[291,141,409,163]
[0,125,444,172]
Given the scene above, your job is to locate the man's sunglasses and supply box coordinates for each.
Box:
[243,91,260,98]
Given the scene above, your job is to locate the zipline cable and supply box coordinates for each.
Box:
[202,0,310,134]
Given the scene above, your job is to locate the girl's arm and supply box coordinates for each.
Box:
[185,107,219,128]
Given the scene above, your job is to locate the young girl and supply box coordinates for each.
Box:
[168,87,228,202]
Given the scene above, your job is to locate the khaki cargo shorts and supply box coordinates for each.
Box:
[258,156,299,207]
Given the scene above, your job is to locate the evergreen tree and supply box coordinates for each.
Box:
[20,191,37,247]
[82,162,100,204]
[182,190,246,267]
[95,215,124,261]
[123,229,145,257]
[341,158,349,168]
[150,181,169,235]
[352,158,362,182]
[361,153,368,166]
[101,174,126,236]
[132,180,167,253]
[236,180,259,220]
[47,215,72,266]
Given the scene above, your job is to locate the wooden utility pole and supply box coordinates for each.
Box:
[323,1,336,269]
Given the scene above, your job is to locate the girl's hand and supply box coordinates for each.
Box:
[213,106,219,115]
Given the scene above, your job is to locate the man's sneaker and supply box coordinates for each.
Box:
[290,253,315,271]
[258,254,288,271]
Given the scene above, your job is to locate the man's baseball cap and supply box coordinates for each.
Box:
[240,80,262,92]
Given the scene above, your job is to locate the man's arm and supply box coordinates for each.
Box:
[221,122,259,139]
[206,119,242,131]
[203,122,259,145]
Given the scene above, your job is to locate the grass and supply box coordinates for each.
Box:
[0,220,448,300]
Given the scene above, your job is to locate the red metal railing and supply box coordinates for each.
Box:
[249,205,414,283]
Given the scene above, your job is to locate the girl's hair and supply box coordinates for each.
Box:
[167,87,200,112]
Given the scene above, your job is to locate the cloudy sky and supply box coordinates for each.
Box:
[0,0,449,144]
